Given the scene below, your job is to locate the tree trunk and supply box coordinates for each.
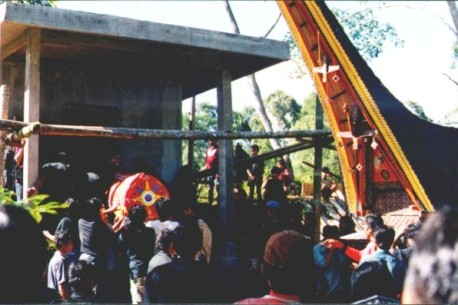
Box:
[223,0,282,151]
[447,1,458,39]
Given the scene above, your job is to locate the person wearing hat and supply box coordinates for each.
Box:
[256,201,287,260]
[236,230,316,304]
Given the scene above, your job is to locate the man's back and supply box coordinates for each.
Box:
[359,249,406,296]
[118,225,156,278]
[145,259,217,303]
[40,161,72,201]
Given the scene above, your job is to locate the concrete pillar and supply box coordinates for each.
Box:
[161,82,182,184]
[215,68,240,300]
[23,28,41,200]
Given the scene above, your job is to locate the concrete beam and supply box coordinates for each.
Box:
[0,2,289,61]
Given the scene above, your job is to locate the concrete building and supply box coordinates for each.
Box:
[0,2,289,191]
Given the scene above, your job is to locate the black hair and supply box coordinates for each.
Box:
[127,204,147,228]
[250,144,259,152]
[404,222,420,240]
[277,159,286,167]
[55,230,73,249]
[65,198,81,219]
[365,213,384,231]
[404,206,458,304]
[373,225,395,250]
[155,228,174,253]
[339,215,356,236]
[270,166,282,176]
[350,261,396,301]
[80,197,103,220]
[0,205,48,303]
[155,198,179,222]
[322,225,340,240]
[171,225,202,259]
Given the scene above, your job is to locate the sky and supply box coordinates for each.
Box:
[56,1,458,123]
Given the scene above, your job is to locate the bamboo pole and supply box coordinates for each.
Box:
[302,161,341,179]
[0,119,331,140]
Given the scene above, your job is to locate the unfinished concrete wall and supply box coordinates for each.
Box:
[3,56,183,185]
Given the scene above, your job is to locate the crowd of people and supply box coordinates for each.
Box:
[207,140,299,208]
[0,196,457,304]
[1,143,457,304]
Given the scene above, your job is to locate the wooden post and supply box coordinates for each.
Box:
[0,85,11,187]
[313,94,324,244]
[23,28,41,201]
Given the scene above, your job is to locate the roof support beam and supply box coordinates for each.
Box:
[0,30,27,60]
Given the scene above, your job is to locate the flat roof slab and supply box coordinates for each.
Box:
[0,3,289,98]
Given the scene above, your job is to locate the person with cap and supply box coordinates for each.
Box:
[236,230,316,304]
[257,201,287,258]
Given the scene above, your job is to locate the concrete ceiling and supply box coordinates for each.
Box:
[0,2,290,99]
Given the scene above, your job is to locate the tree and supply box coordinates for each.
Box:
[291,93,340,184]
[264,90,301,132]
[182,102,255,170]
[1,0,54,6]
[404,100,431,122]
[442,106,458,126]
[223,0,302,181]
[182,102,217,170]
[445,1,458,83]
[286,4,404,78]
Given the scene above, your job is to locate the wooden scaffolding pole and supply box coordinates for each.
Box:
[0,119,331,140]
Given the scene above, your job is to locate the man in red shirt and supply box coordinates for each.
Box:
[204,139,218,205]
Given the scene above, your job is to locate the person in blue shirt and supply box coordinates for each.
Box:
[358,225,406,299]
[313,225,352,303]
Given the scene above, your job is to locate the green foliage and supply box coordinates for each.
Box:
[285,4,404,78]
[1,0,55,7]
[265,90,302,131]
[452,40,458,69]
[182,102,256,170]
[290,93,341,184]
[333,8,404,61]
[0,187,68,224]
[182,92,341,193]
[442,106,458,126]
[404,100,431,122]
